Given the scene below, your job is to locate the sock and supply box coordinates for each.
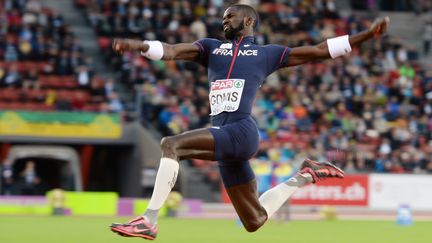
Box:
[143,209,159,225]
[143,157,179,224]
[258,173,311,219]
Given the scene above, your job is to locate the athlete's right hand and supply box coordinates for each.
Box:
[369,16,390,38]
[112,38,143,54]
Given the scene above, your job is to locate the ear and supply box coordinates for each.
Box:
[245,16,254,27]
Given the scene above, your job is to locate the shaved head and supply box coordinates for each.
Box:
[229,4,259,29]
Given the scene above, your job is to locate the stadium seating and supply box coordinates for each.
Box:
[0,0,117,113]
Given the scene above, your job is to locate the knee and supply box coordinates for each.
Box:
[242,217,266,233]
[160,136,176,152]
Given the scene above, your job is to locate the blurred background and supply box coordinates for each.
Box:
[0,0,432,242]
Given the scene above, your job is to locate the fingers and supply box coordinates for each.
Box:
[112,39,118,52]
[372,16,389,37]
[112,39,123,54]
[381,16,390,33]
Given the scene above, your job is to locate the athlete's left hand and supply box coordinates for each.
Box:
[369,16,390,38]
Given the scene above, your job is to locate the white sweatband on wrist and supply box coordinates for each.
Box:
[327,35,352,59]
[141,40,164,60]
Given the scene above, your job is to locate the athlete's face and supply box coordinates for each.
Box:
[222,7,245,40]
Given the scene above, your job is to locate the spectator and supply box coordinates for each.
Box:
[1,159,14,195]
[22,68,40,90]
[108,92,124,113]
[71,91,86,110]
[76,64,93,89]
[3,35,19,62]
[55,50,72,75]
[190,16,207,39]
[19,160,41,195]
[89,78,106,102]
[423,20,432,55]
[104,78,116,97]
[2,63,21,87]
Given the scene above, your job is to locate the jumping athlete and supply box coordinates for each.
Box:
[110,4,389,240]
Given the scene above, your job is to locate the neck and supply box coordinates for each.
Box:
[233,34,253,41]
[243,29,254,37]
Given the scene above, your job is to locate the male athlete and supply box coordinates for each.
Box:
[110,4,389,240]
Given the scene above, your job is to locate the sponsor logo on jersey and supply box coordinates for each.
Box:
[210,79,233,91]
[210,79,244,91]
[234,80,244,88]
[219,43,232,49]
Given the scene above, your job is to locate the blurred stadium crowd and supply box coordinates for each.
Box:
[2,0,432,194]
[0,0,123,112]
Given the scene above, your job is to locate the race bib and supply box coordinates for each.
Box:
[209,79,245,116]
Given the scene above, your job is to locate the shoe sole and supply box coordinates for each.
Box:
[110,227,156,240]
[113,231,131,237]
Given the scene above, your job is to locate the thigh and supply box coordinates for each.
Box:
[174,128,215,150]
[169,128,216,161]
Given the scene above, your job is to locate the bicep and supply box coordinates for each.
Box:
[163,43,200,61]
[286,43,330,67]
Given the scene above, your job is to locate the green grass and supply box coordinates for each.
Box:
[0,216,431,243]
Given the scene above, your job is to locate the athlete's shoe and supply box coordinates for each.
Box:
[300,158,345,183]
[110,216,157,240]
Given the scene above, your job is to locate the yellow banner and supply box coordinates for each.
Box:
[0,111,122,139]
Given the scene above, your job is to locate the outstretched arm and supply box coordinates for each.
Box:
[112,39,200,61]
[287,17,390,66]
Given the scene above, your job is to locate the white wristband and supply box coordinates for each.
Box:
[327,35,351,59]
[141,40,164,60]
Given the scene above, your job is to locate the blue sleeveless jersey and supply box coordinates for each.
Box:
[193,36,291,126]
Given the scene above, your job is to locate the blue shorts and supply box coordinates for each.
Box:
[208,116,259,187]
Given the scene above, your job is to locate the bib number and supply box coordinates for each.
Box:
[209,79,245,116]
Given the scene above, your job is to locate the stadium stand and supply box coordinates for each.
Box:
[0,0,122,113]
